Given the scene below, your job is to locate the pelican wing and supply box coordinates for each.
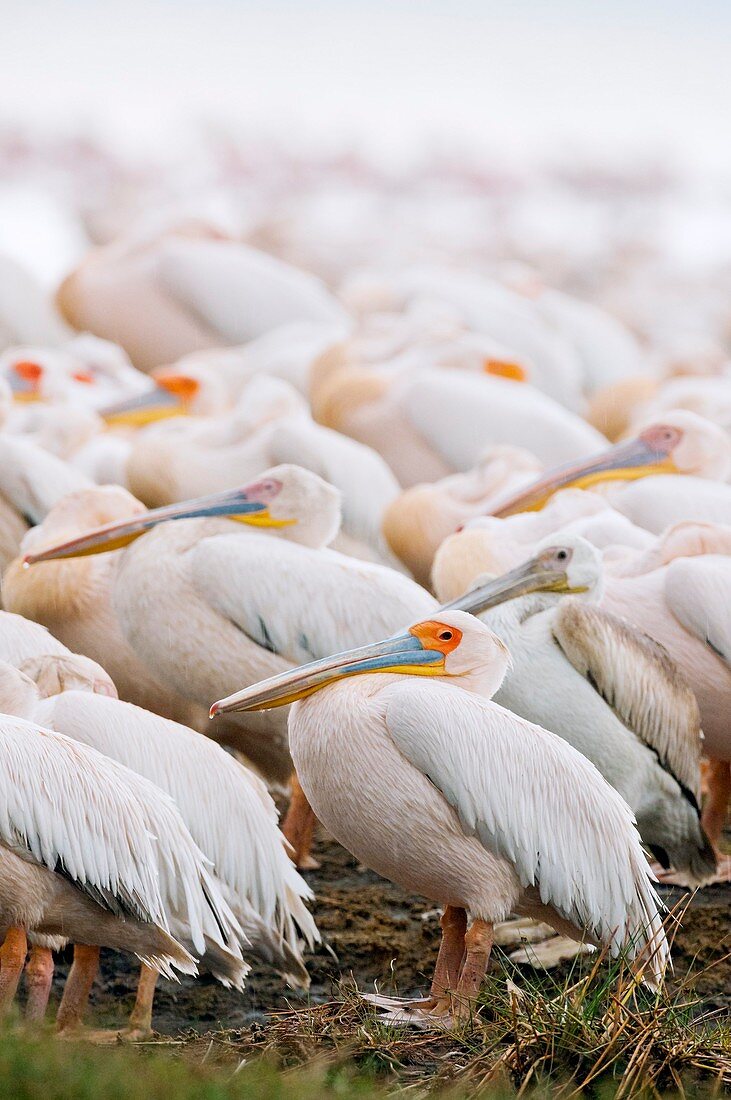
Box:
[0,715,169,925]
[611,477,731,534]
[664,555,731,666]
[383,681,666,976]
[0,715,235,963]
[0,610,70,664]
[159,238,345,344]
[551,600,702,802]
[40,691,318,977]
[395,369,604,470]
[191,533,436,664]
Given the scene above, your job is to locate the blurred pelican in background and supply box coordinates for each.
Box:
[112,375,404,569]
[56,222,348,371]
[311,363,605,487]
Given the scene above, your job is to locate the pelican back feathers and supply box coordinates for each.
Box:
[382,681,670,989]
[552,601,703,804]
[36,691,318,985]
[0,715,240,977]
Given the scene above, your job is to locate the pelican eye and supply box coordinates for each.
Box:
[556,549,569,562]
[642,424,682,449]
[437,629,454,642]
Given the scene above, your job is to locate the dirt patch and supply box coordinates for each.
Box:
[35,834,730,1035]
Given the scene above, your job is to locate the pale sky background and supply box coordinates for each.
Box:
[2,0,731,174]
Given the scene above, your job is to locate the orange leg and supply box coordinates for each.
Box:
[430,906,467,998]
[449,919,494,1021]
[362,906,468,1015]
[282,772,320,870]
[82,963,159,1044]
[0,927,28,1012]
[408,904,469,1014]
[127,964,157,1036]
[24,946,55,1022]
[701,758,730,849]
[702,758,731,880]
[56,944,100,1034]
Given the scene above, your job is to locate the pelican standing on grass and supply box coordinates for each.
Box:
[0,705,241,1031]
[0,658,317,1039]
[211,612,669,1026]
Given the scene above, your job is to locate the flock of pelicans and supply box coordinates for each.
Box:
[0,220,728,1035]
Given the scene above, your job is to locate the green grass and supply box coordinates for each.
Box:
[1,939,728,1100]
[0,1026,392,1100]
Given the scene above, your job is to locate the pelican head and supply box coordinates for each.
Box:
[6,358,45,403]
[442,534,603,617]
[20,485,147,562]
[210,611,510,715]
[23,465,340,564]
[99,373,202,427]
[487,410,730,518]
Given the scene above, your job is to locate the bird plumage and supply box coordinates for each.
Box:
[382,680,668,985]
[33,687,318,986]
[0,711,239,977]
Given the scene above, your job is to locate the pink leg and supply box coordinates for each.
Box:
[449,919,494,1021]
[56,944,100,1033]
[702,759,731,881]
[0,927,28,1013]
[702,759,730,849]
[282,772,320,870]
[24,946,55,1022]
[430,906,467,998]
[82,963,159,1043]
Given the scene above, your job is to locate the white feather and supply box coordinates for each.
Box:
[0,714,237,966]
[665,554,731,665]
[382,681,668,983]
[158,238,346,342]
[189,534,436,663]
[35,691,318,980]
[610,476,731,534]
[394,369,605,470]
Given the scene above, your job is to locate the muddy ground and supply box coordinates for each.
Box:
[31,832,730,1037]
